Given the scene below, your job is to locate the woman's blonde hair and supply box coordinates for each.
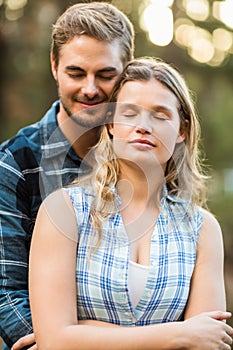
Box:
[79,57,207,239]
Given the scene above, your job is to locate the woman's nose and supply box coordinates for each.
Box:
[135,114,152,134]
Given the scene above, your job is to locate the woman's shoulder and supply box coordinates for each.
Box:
[165,194,204,241]
[36,188,78,243]
[63,186,95,223]
[199,207,222,236]
[65,184,94,197]
[166,193,203,220]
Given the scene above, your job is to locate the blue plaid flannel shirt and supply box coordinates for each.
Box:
[0,101,90,348]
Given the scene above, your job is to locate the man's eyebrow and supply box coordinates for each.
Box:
[98,67,118,73]
[65,65,84,71]
[65,65,118,73]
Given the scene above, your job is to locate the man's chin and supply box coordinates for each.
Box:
[70,105,108,128]
[69,114,105,129]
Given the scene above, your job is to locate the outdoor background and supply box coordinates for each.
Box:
[0,0,233,345]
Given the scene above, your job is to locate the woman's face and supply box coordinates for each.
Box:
[109,78,185,171]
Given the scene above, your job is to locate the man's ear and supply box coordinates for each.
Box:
[108,123,114,136]
[50,54,58,80]
[177,119,189,144]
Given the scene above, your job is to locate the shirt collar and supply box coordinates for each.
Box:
[166,189,191,204]
[39,100,81,161]
[113,183,186,208]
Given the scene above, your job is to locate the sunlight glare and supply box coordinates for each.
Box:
[207,50,226,66]
[219,0,233,29]
[142,3,174,46]
[6,0,27,11]
[150,0,174,6]
[188,37,214,63]
[5,7,24,20]
[213,28,233,51]
[183,0,209,21]
[174,19,196,47]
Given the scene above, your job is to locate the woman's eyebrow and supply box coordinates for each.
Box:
[153,105,174,113]
[117,103,174,114]
[117,103,139,110]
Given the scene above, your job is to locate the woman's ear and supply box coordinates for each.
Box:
[176,133,185,144]
[177,119,189,144]
[50,54,58,80]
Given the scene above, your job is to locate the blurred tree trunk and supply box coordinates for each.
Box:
[0,8,7,142]
[0,32,7,142]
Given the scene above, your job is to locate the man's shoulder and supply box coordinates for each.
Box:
[0,122,44,178]
[0,101,59,166]
[1,102,59,153]
[1,122,40,152]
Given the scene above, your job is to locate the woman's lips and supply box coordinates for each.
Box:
[129,138,156,149]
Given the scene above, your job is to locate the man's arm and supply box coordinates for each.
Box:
[0,151,33,348]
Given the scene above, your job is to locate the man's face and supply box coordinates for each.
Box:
[51,35,124,129]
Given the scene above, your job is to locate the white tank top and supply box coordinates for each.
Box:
[128,260,150,308]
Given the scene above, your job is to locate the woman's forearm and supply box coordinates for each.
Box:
[53,322,184,350]
[78,319,120,327]
[37,311,233,350]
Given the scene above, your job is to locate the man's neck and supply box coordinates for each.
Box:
[57,112,101,160]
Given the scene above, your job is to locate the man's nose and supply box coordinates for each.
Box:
[81,77,98,99]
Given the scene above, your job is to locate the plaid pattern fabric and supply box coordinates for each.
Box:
[0,101,90,348]
[66,186,202,326]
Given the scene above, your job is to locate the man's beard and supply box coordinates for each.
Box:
[60,98,109,129]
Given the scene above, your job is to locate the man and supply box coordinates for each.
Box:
[0,2,134,349]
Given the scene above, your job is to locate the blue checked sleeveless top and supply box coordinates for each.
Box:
[66,186,203,326]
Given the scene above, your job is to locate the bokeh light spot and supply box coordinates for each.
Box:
[141,3,174,46]
[183,0,209,21]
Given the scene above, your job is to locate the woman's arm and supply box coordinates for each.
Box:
[29,193,233,350]
[12,313,233,350]
[184,209,226,319]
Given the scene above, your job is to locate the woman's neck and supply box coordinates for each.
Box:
[117,160,165,207]
[117,161,164,254]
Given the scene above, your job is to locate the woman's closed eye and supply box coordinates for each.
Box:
[123,112,138,118]
[121,109,139,118]
[151,111,170,121]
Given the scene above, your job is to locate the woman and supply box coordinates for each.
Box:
[28,58,233,349]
